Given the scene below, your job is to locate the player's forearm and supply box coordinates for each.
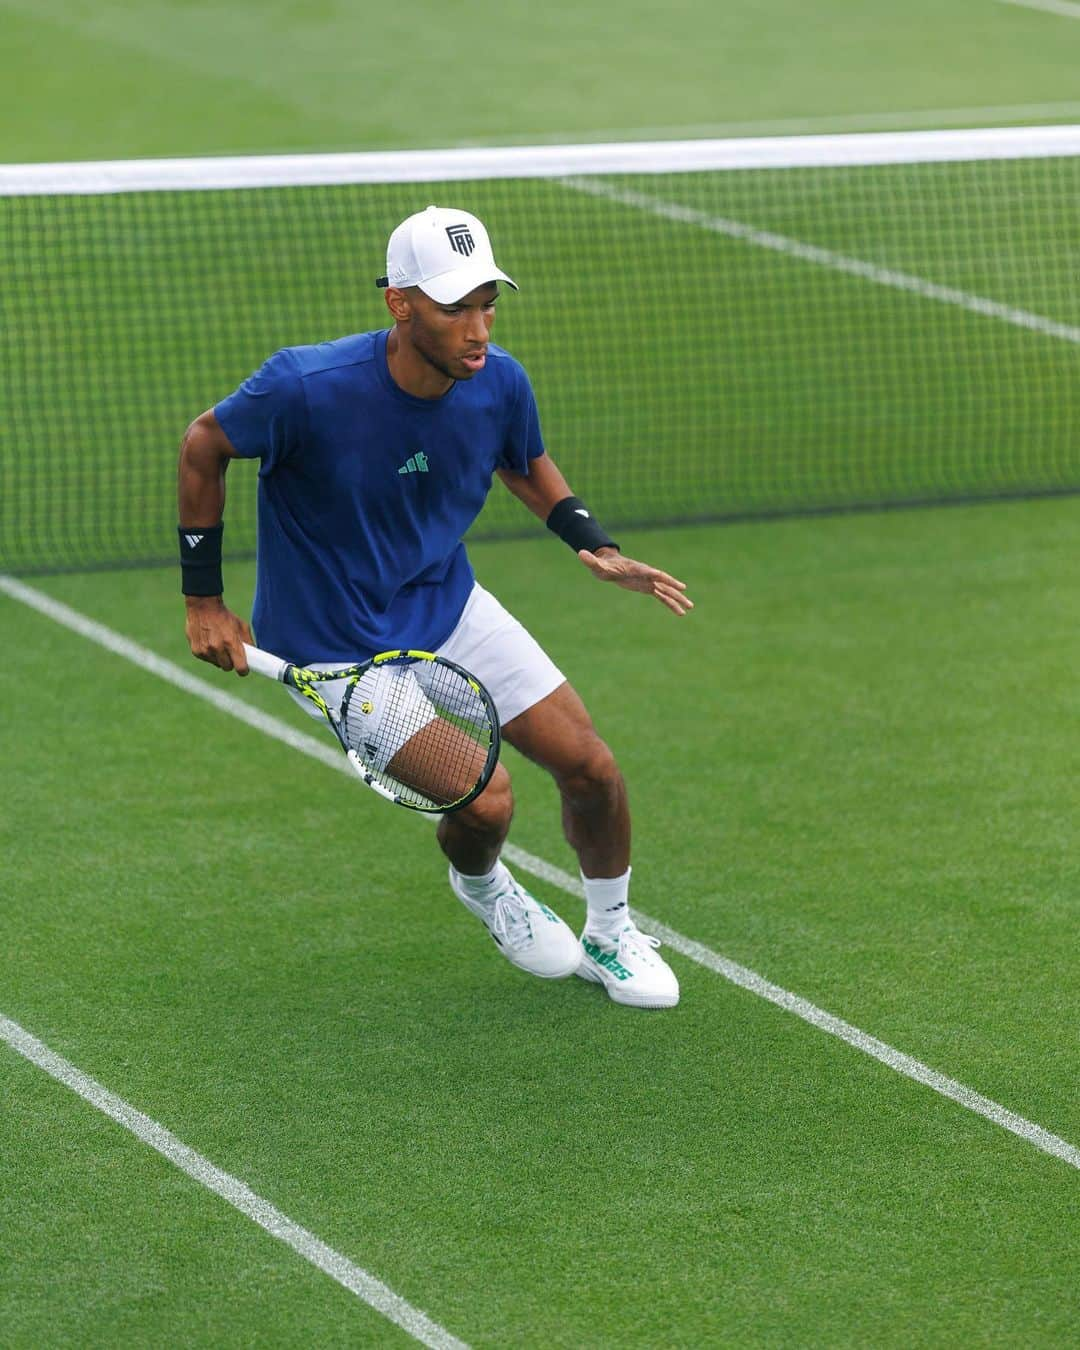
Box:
[499,454,618,555]
[177,413,238,602]
[496,453,575,520]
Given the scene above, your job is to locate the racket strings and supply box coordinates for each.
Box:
[341,658,496,810]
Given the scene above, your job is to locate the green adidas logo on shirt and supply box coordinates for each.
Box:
[398,451,429,475]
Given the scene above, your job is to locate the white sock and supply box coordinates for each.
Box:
[451,859,509,902]
[582,867,631,938]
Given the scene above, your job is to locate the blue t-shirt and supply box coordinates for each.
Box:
[214,328,544,662]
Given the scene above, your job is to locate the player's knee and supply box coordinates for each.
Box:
[559,736,621,806]
[458,763,514,837]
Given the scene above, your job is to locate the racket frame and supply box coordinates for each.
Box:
[241,643,500,813]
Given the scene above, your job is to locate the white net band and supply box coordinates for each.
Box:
[3,124,1080,197]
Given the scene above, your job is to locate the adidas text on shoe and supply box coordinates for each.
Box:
[577,923,679,1009]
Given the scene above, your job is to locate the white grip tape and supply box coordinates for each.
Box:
[242,643,289,682]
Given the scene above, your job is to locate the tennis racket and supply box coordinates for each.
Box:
[241,643,500,814]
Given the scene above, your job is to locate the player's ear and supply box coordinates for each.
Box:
[384,286,415,322]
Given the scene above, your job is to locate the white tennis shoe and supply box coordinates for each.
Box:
[449,864,582,979]
[577,921,680,1009]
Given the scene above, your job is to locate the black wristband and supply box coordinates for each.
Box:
[545,496,618,554]
[179,523,224,596]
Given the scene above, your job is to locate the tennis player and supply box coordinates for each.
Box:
[178,205,692,1009]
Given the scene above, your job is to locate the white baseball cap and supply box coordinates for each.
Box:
[377,205,517,304]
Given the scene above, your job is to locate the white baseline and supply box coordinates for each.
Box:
[3,573,1079,1174]
[998,0,1080,18]
[561,177,1080,347]
[453,103,1080,145]
[0,1010,466,1349]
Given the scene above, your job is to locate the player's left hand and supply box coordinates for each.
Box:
[578,548,694,616]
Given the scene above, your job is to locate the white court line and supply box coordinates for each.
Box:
[998,0,1080,18]
[496,851,1080,1172]
[0,576,465,1344]
[4,572,1080,1174]
[454,102,1080,145]
[561,177,1080,347]
[0,1016,466,1350]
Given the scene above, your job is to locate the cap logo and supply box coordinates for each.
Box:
[445,223,476,258]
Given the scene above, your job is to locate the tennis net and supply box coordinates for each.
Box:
[2,126,1078,574]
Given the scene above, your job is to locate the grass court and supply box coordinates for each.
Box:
[2,1,1080,1344]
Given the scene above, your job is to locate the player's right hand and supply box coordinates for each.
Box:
[184,596,254,673]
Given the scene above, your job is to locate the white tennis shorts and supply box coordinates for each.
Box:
[287,583,565,766]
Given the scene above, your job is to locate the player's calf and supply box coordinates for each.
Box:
[554,737,630,879]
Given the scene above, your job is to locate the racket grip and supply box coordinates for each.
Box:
[242,643,290,682]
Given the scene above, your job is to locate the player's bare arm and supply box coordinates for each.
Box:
[177,409,253,673]
[497,454,694,616]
